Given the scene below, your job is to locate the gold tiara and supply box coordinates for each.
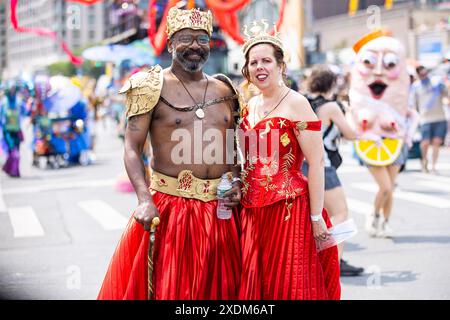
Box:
[242,19,284,56]
[166,6,213,39]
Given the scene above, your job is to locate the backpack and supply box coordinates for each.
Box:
[305,95,343,169]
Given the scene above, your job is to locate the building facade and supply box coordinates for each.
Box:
[307,0,450,68]
[0,2,7,80]
[3,0,105,78]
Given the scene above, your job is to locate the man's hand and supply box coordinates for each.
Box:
[223,182,242,208]
[133,201,160,231]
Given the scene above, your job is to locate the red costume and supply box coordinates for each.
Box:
[98,190,241,300]
[238,116,341,300]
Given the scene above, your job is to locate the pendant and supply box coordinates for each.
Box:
[195,108,205,119]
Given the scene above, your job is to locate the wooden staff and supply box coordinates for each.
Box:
[148,216,160,300]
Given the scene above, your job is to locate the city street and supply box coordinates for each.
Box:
[1,120,450,300]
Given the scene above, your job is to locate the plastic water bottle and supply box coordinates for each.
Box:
[216,174,233,220]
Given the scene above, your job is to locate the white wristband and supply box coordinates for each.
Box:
[231,177,241,184]
[310,214,322,222]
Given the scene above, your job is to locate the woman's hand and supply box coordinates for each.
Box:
[311,216,331,242]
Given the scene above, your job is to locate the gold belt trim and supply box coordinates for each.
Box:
[150,170,230,202]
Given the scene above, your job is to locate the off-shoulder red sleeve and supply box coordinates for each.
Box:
[292,120,322,132]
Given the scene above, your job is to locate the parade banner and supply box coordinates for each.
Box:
[204,0,250,12]
[147,0,179,56]
[208,0,286,45]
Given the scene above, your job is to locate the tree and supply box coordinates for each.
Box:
[47,61,77,77]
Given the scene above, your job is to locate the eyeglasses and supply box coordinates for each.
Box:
[176,34,210,46]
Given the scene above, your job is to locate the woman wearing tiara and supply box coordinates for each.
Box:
[237,20,341,300]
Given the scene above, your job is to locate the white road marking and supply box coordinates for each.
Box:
[410,173,450,184]
[416,180,450,193]
[78,200,127,231]
[2,179,116,195]
[8,206,45,237]
[346,197,373,216]
[0,184,7,212]
[351,182,450,209]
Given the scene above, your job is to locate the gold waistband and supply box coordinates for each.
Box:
[150,170,231,202]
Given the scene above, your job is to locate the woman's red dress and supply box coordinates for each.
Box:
[238,116,341,300]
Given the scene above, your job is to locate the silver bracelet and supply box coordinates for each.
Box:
[310,214,323,222]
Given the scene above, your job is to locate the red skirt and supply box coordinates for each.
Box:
[239,195,341,300]
[97,191,241,300]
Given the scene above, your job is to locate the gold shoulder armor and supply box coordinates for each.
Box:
[119,65,164,119]
[212,73,245,119]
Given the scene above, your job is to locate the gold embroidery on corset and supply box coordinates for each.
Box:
[241,162,255,196]
[281,148,294,175]
[278,119,286,128]
[259,120,273,138]
[260,175,277,192]
[280,132,290,147]
[277,147,298,220]
[296,120,308,131]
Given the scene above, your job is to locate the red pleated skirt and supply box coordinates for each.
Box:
[97,191,241,300]
[239,195,341,300]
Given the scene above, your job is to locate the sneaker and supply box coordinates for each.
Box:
[365,213,380,237]
[340,259,364,277]
[377,219,394,238]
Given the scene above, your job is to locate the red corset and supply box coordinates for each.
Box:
[238,116,321,209]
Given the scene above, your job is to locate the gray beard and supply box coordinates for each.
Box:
[173,50,209,73]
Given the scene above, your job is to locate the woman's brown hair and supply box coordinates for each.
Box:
[241,43,287,85]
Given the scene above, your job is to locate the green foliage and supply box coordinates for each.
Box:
[47,61,76,77]
[46,60,105,79]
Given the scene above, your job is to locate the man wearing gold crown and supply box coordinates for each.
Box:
[349,30,419,238]
[97,5,242,300]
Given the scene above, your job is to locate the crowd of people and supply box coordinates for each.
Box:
[0,74,128,177]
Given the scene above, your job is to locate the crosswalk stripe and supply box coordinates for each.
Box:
[8,206,45,237]
[0,185,6,213]
[2,179,116,195]
[410,173,450,184]
[406,162,450,171]
[336,166,366,173]
[416,180,450,193]
[346,198,373,216]
[351,182,450,209]
[78,200,128,231]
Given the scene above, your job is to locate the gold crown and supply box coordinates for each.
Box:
[166,6,213,39]
[242,19,284,56]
